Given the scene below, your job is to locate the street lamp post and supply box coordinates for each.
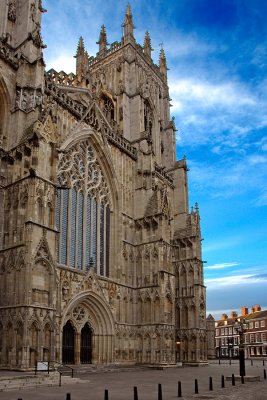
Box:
[176,340,181,363]
[228,337,233,364]
[234,318,246,377]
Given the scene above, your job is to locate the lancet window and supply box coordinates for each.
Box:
[56,140,111,276]
[144,100,153,135]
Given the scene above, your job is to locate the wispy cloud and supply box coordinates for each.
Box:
[187,154,267,203]
[170,78,256,112]
[206,272,267,289]
[205,262,239,270]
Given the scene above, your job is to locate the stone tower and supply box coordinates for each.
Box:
[0,2,207,369]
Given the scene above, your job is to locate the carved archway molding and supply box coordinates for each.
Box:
[61,290,115,336]
[61,290,115,363]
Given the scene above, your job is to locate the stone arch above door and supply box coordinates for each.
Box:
[61,290,115,364]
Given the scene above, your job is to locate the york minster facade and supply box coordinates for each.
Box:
[0,1,207,369]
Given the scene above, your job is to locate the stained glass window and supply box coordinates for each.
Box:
[100,202,105,276]
[106,205,110,277]
[60,189,69,265]
[92,198,98,267]
[85,195,91,270]
[77,192,84,269]
[70,189,77,267]
[56,190,61,230]
[56,140,110,276]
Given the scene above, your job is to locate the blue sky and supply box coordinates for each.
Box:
[42,0,267,319]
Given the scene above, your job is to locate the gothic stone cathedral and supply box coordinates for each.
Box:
[0,1,207,369]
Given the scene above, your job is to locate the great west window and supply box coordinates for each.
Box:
[56,140,110,277]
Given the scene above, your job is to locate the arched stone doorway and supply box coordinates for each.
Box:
[61,289,115,364]
[62,321,75,364]
[81,323,92,363]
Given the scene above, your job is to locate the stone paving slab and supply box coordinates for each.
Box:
[0,361,266,400]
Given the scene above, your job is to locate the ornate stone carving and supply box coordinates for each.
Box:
[62,281,70,300]
[0,38,19,69]
[124,46,136,63]
[31,23,46,49]
[8,1,16,22]
[14,87,43,113]
[58,140,110,201]
[72,306,86,321]
[33,115,58,143]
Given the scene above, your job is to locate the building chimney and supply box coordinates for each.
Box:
[230,311,237,319]
[221,313,228,320]
[241,306,248,316]
[251,305,261,313]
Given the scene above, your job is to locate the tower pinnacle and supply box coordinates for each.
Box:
[122,3,135,42]
[159,47,167,79]
[75,36,88,79]
[143,31,153,58]
[76,36,85,57]
[97,25,108,54]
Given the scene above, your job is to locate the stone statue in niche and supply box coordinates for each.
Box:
[35,91,42,107]
[8,1,16,23]
[62,282,70,300]
[118,79,124,95]
[21,89,34,111]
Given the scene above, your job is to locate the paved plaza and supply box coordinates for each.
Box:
[1,361,267,400]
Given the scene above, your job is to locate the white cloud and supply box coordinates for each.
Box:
[206,273,267,289]
[187,153,267,202]
[247,155,267,165]
[169,78,256,112]
[205,262,239,270]
[45,53,76,74]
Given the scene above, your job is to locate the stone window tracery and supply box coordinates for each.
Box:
[56,140,110,276]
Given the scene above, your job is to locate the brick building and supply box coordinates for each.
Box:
[215,305,267,359]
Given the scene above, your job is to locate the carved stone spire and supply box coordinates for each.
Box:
[97,25,108,54]
[143,31,153,58]
[159,47,167,79]
[122,3,135,42]
[75,36,88,79]
[76,36,85,57]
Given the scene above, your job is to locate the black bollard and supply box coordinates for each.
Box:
[178,381,182,398]
[104,389,109,400]
[241,375,245,384]
[66,394,71,400]
[221,375,225,388]
[134,386,138,400]
[263,360,265,367]
[209,377,213,391]
[251,359,253,366]
[195,379,199,394]
[264,369,266,380]
[232,374,235,386]
[158,383,162,400]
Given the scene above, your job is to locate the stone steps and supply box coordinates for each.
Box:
[0,373,87,392]
[57,364,150,375]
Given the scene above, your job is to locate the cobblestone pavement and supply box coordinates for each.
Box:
[1,360,267,400]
